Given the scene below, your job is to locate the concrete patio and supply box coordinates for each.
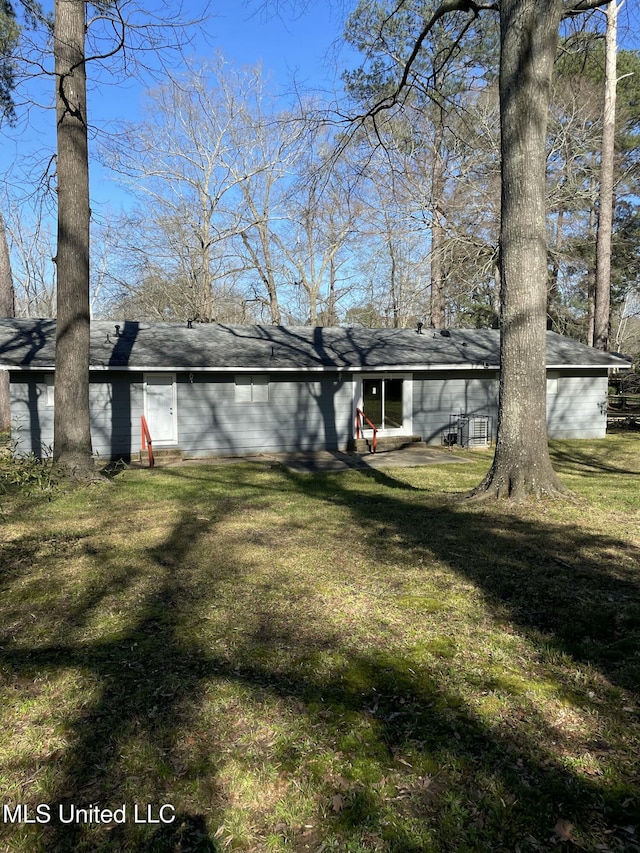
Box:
[160,444,473,473]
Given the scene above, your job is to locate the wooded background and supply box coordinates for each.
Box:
[1,2,637,361]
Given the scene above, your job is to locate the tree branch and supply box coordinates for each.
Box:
[347,0,497,129]
[562,0,610,17]
[395,0,497,98]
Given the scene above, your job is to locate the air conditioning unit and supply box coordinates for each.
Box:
[457,415,491,448]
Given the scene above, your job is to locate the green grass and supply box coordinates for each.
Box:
[1,435,639,852]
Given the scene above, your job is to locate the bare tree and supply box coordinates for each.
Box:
[593,0,620,351]
[429,94,447,328]
[7,208,57,316]
[226,94,307,324]
[103,58,308,325]
[360,195,429,328]
[104,62,255,322]
[3,197,123,319]
[272,145,358,325]
[544,24,640,344]
[1,1,32,434]
[546,52,602,338]
[343,0,500,329]
[613,286,640,356]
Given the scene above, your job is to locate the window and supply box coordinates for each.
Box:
[235,375,270,402]
[45,374,55,406]
[547,372,559,395]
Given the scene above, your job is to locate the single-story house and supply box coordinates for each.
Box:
[0,318,632,461]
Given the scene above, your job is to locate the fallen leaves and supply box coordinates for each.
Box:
[553,818,574,842]
[331,793,344,813]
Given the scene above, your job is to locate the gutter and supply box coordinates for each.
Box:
[2,362,628,373]
[1,363,503,373]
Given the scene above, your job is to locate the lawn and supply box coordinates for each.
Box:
[0,436,639,852]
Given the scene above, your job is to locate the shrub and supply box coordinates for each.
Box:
[0,441,62,502]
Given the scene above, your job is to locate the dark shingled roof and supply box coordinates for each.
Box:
[0,318,632,372]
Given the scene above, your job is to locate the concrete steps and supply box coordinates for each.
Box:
[347,435,423,453]
[139,446,183,465]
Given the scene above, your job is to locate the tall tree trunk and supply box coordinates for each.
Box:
[388,237,400,328]
[327,255,338,326]
[199,190,214,321]
[53,0,94,475]
[587,177,597,345]
[492,258,501,327]
[473,0,566,500]
[240,229,282,325]
[0,212,15,434]
[593,0,618,351]
[430,101,446,329]
[548,199,564,332]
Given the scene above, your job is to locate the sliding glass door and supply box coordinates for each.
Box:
[362,377,405,430]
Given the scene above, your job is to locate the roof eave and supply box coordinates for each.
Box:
[2,361,627,372]
[3,362,503,372]
[547,362,632,370]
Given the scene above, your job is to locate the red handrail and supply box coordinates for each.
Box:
[355,407,378,453]
[141,416,155,468]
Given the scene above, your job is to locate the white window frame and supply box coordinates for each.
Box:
[234,374,270,403]
[353,373,413,436]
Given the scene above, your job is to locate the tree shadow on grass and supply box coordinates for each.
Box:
[0,506,230,853]
[1,462,639,851]
[274,464,640,846]
[549,440,640,478]
[288,464,640,693]
[4,602,636,850]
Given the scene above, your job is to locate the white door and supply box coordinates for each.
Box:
[144,374,177,445]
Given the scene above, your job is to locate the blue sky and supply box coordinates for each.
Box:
[84,0,351,124]
[208,1,349,91]
[1,0,352,215]
[3,0,640,220]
